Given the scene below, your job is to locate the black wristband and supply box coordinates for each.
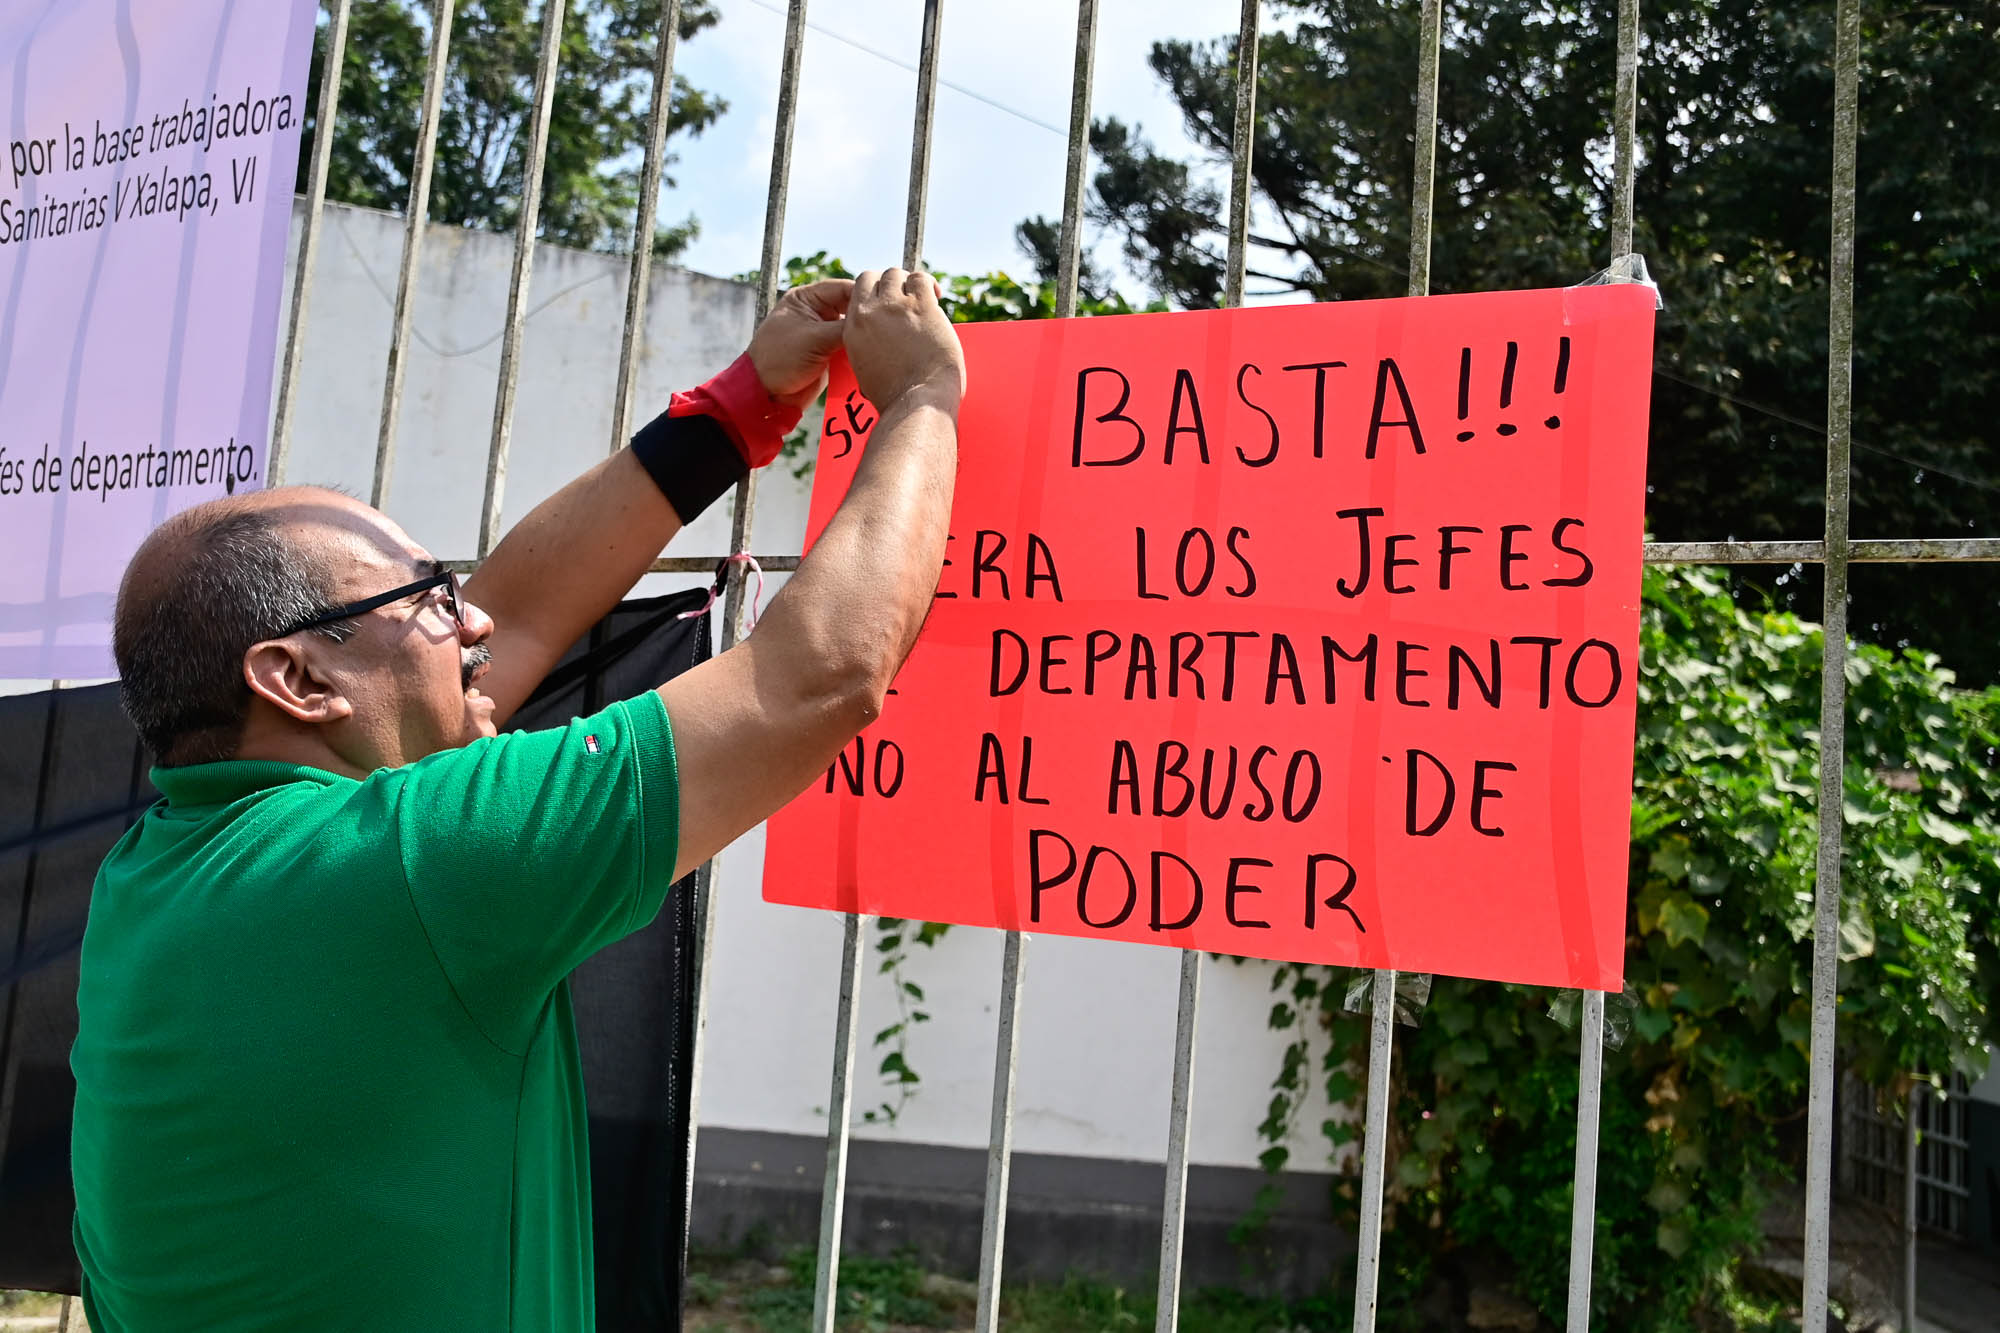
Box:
[628,409,751,524]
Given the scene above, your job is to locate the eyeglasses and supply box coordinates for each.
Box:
[280,570,465,638]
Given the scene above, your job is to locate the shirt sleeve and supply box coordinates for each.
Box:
[377,691,681,1052]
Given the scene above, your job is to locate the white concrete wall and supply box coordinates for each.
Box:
[276,201,1342,1173]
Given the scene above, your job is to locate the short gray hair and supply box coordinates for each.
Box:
[114,506,350,767]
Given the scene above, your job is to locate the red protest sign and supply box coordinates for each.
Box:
[762,285,1656,990]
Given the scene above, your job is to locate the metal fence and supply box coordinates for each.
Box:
[1843,1071,1974,1240]
[266,1,2000,1330]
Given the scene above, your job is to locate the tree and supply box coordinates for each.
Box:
[1253,566,2000,1327]
[299,0,726,256]
[1022,0,2000,682]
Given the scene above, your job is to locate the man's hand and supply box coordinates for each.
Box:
[845,268,966,414]
[748,278,855,409]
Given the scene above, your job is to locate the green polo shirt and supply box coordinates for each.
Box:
[70,692,680,1332]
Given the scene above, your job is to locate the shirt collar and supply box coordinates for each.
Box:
[149,760,350,810]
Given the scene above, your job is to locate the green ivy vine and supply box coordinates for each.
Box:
[1239,566,2000,1329]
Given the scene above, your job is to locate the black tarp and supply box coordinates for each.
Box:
[0,589,711,1330]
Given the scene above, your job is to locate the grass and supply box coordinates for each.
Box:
[684,1248,1356,1333]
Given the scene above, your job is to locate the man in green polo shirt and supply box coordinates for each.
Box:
[71,268,965,1331]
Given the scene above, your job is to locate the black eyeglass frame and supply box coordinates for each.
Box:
[280,570,465,638]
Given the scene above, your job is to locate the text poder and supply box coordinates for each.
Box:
[763,285,1656,989]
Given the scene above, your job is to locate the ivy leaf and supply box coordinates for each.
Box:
[1659,894,1710,947]
[1645,1178,1690,1213]
[1633,1006,1673,1043]
[903,982,925,1001]
[1874,845,1922,884]
[1917,810,1972,845]
[879,1052,918,1084]
[1839,898,1876,961]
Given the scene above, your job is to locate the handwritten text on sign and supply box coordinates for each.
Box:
[763,286,1656,989]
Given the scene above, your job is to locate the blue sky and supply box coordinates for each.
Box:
[661,0,1259,298]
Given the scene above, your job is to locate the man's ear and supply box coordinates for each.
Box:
[244,638,355,726]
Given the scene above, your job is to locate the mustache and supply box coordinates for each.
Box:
[461,642,492,690]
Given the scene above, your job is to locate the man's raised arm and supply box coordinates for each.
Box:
[659,268,965,880]
[463,279,855,725]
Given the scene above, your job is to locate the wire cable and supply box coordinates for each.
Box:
[738,0,1066,136]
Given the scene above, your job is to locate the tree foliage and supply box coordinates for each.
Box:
[299,0,726,256]
[761,251,1163,326]
[1024,0,2000,682]
[1252,566,2000,1327]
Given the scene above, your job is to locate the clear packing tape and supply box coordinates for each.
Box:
[1331,973,1639,1046]
[1546,984,1642,1050]
[1570,252,1663,309]
[1341,971,1434,1027]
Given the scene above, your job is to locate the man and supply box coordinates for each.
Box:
[69,268,964,1331]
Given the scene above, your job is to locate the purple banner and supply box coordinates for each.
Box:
[0,0,316,679]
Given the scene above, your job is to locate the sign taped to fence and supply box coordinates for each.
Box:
[0,0,317,678]
[763,285,1656,989]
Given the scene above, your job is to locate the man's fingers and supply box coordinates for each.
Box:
[784,277,854,319]
[874,267,907,299]
[801,317,846,353]
[901,268,943,307]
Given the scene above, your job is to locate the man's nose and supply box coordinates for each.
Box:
[459,598,495,644]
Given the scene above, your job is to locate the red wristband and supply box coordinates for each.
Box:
[665,352,801,468]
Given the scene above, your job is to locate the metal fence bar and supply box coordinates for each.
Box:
[442,555,801,575]
[815,4,947,1326]
[903,0,944,271]
[1565,5,1641,1325]
[1355,3,1440,1326]
[1352,967,1398,1332]
[973,11,1096,1323]
[1404,0,1440,298]
[1566,988,1606,1331]
[1903,1082,1919,1332]
[1608,0,1638,264]
[1802,0,1859,1322]
[678,0,804,1304]
[727,0,809,645]
[1154,949,1202,1333]
[1052,0,1098,320]
[1155,9,1259,1329]
[269,0,352,486]
[477,0,569,557]
[369,0,458,508]
[607,0,684,455]
[974,929,1026,1333]
[1220,0,1260,308]
[1642,538,2000,564]
[810,913,865,1333]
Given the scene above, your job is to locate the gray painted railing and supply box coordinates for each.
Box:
[271,1,2000,1327]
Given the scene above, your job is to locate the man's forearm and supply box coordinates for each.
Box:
[759,388,959,708]
[461,447,685,723]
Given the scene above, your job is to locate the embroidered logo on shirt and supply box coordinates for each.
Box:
[584,734,601,755]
